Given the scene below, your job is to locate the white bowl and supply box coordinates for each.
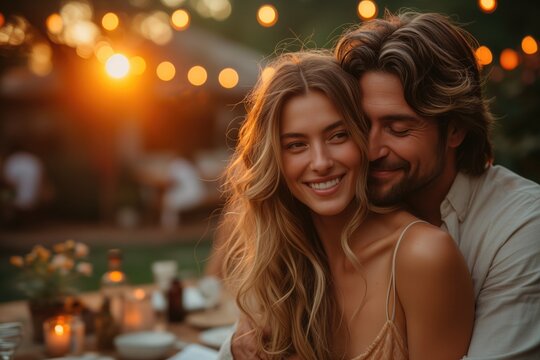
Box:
[115,331,175,360]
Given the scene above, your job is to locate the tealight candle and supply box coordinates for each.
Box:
[43,315,85,356]
[122,288,155,332]
[43,316,71,357]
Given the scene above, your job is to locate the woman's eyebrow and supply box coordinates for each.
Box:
[280,120,345,140]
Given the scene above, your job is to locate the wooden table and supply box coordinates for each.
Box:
[0,285,237,359]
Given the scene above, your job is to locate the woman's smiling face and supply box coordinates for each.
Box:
[280,91,362,217]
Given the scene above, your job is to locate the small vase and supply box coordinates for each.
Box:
[28,299,65,343]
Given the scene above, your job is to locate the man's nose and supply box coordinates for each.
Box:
[310,144,334,173]
[368,128,389,161]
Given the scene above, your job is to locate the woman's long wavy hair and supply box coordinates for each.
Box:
[335,11,494,175]
[222,51,370,359]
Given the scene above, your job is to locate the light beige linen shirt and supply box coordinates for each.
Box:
[442,165,540,359]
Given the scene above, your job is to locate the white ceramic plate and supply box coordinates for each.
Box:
[115,331,175,360]
[199,326,234,349]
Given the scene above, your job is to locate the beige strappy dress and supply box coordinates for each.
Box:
[351,220,426,360]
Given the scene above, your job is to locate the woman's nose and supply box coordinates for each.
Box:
[310,144,334,173]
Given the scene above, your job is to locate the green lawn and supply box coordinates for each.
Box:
[0,241,213,303]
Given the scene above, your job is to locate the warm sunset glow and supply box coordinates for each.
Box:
[357,0,377,20]
[54,324,65,335]
[187,65,208,86]
[156,61,176,81]
[218,67,239,88]
[478,0,497,13]
[522,35,538,55]
[130,56,146,75]
[171,9,190,30]
[134,288,146,300]
[475,46,493,66]
[257,5,278,27]
[102,12,119,31]
[106,54,130,79]
[500,49,519,71]
[46,13,63,34]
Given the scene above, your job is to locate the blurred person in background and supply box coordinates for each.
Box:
[160,155,207,229]
[1,142,51,228]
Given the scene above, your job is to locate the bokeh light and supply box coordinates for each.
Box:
[478,0,497,13]
[161,0,185,7]
[499,49,519,71]
[475,45,493,66]
[260,66,276,84]
[0,13,4,28]
[257,5,278,27]
[106,53,130,79]
[156,61,176,81]
[357,0,377,20]
[522,36,538,55]
[171,9,190,30]
[64,20,99,47]
[46,13,64,34]
[218,67,239,88]
[94,41,114,62]
[29,42,53,76]
[187,65,208,86]
[102,12,119,31]
[141,11,173,45]
[130,56,147,75]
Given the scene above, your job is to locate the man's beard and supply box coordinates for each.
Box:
[367,155,445,207]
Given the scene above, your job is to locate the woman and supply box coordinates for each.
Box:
[221,51,474,359]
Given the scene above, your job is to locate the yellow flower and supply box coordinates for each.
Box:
[9,256,24,267]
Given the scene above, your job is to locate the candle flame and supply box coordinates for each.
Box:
[54,324,65,335]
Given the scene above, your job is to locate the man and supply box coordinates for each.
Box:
[224,11,540,359]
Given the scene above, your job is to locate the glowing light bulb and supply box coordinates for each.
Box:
[218,67,239,89]
[478,0,497,13]
[475,46,493,66]
[357,0,377,20]
[187,65,207,86]
[257,5,278,27]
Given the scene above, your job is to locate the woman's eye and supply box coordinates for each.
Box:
[330,131,349,142]
[285,142,306,151]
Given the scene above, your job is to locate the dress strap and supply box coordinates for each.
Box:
[385,220,428,322]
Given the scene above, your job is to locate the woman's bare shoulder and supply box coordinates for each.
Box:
[394,221,465,276]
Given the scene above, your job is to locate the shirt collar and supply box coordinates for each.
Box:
[441,171,477,223]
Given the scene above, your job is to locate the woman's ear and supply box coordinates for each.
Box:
[447,121,467,148]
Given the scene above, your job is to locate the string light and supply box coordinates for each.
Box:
[478,0,497,14]
[522,36,538,55]
[156,61,176,81]
[102,12,119,31]
[500,49,519,71]
[218,67,239,88]
[187,65,208,86]
[257,5,278,27]
[171,9,190,30]
[357,0,377,20]
[475,46,493,66]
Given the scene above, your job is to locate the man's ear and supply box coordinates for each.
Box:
[447,121,466,148]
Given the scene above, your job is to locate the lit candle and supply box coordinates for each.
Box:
[122,288,155,332]
[44,316,71,357]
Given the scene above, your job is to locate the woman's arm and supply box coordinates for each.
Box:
[397,226,474,360]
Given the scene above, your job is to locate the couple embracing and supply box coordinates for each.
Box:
[217,11,540,360]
